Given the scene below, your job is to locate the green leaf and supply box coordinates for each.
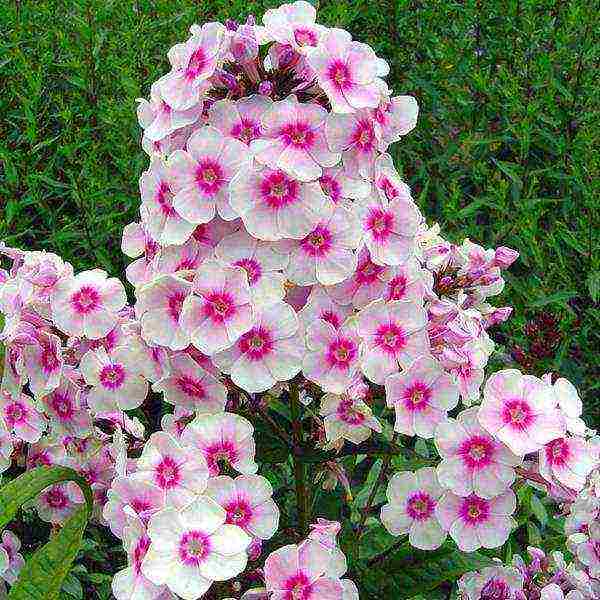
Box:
[0,466,93,600]
[530,494,548,527]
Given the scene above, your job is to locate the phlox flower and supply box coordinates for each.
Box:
[161,406,194,440]
[539,436,598,492]
[212,301,303,394]
[141,496,251,600]
[0,390,45,443]
[215,229,288,307]
[318,165,371,205]
[357,299,429,384]
[435,407,521,499]
[229,165,328,241]
[380,468,447,550]
[168,125,251,223]
[478,369,566,456]
[320,393,381,445]
[551,376,587,436]
[372,153,411,202]
[458,565,524,600]
[80,346,149,413]
[35,482,84,524]
[103,476,165,540]
[161,22,226,111]
[306,28,387,113]
[326,110,380,177]
[179,260,254,355]
[136,274,193,351]
[121,221,160,288]
[297,286,352,333]
[206,474,280,541]
[136,78,202,142]
[149,237,210,279]
[435,489,516,552]
[0,531,25,585]
[373,96,419,147]
[140,156,197,245]
[153,353,227,414]
[264,539,344,600]
[208,96,272,145]
[181,412,258,477]
[250,95,340,182]
[385,356,459,438]
[261,1,326,51]
[42,375,91,438]
[383,259,432,303]
[575,523,600,579]
[302,318,362,394]
[112,518,166,600]
[51,269,126,339]
[26,439,69,470]
[134,431,209,508]
[286,205,361,286]
[21,331,62,399]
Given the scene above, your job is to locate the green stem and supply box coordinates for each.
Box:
[290,382,310,537]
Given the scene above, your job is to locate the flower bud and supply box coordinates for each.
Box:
[493,246,519,268]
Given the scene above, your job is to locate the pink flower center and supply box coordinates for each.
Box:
[70,285,100,315]
[206,441,238,475]
[545,438,570,467]
[185,48,208,80]
[260,170,300,209]
[326,337,358,369]
[45,487,68,509]
[501,398,535,431]
[320,310,341,329]
[40,346,60,374]
[327,59,351,90]
[458,435,495,470]
[160,101,172,115]
[459,495,490,525]
[280,122,316,150]
[231,118,261,143]
[283,572,312,600]
[5,401,27,425]
[378,176,401,200]
[337,398,366,425]
[195,159,224,195]
[234,258,262,285]
[203,291,236,323]
[406,490,436,521]
[167,291,186,322]
[239,326,274,361]
[355,257,385,285]
[319,175,341,202]
[401,381,431,412]
[300,225,333,257]
[374,322,407,354]
[352,120,375,151]
[133,535,151,574]
[481,579,510,599]
[225,499,252,528]
[156,180,176,216]
[366,207,394,241]
[177,375,206,399]
[179,530,211,566]
[99,363,126,390]
[130,498,153,519]
[50,392,74,420]
[154,456,182,489]
[294,27,318,47]
[386,274,408,300]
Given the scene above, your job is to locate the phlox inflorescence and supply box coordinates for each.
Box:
[0,2,598,599]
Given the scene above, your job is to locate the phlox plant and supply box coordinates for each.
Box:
[0,2,598,599]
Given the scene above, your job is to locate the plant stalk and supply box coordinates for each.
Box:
[290,382,310,537]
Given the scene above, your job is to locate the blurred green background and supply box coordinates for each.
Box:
[1,0,598,421]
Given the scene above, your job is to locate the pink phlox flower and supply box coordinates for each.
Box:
[161,406,195,440]
[0,530,25,585]
[372,95,419,148]
[261,1,327,51]
[297,285,353,335]
[458,565,524,600]
[208,96,273,145]
[21,330,63,399]
[383,258,432,303]
[320,392,381,446]
[26,440,70,470]
[35,481,84,525]
[0,389,46,444]
[149,237,212,281]
[121,220,161,288]
[42,374,91,438]
[141,124,193,159]
[318,165,371,206]
[550,376,588,436]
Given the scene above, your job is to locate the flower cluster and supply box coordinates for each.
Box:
[0,2,598,599]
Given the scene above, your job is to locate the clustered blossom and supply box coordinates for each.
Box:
[0,2,597,599]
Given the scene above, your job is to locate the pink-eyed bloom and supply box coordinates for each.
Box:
[42,375,91,438]
[161,22,226,111]
[181,412,258,477]
[0,531,25,585]
[320,393,381,446]
[436,489,516,552]
[140,157,196,245]
[458,565,524,600]
[435,407,522,498]
[385,356,459,438]
[103,476,165,540]
[302,318,363,394]
[229,165,328,241]
[141,497,251,600]
[136,78,202,142]
[380,468,447,550]
[35,482,84,524]
[121,221,160,288]
[261,1,326,51]
[212,301,303,394]
[215,229,288,307]
[551,377,587,436]
[51,269,126,339]
[208,96,272,145]
[539,436,598,492]
[286,205,361,286]
[136,274,193,351]
[0,390,45,443]
[179,260,254,355]
[206,474,280,541]
[306,28,387,113]
[149,237,211,280]
[250,96,340,182]
[383,259,432,303]
[297,286,352,333]
[575,523,600,579]
[479,369,566,456]
[318,165,371,205]
[168,125,251,223]
[153,353,227,414]
[373,96,419,147]
[326,110,380,177]
[134,431,209,509]
[80,347,149,413]
[21,331,62,399]
[357,299,429,384]
[264,539,344,600]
